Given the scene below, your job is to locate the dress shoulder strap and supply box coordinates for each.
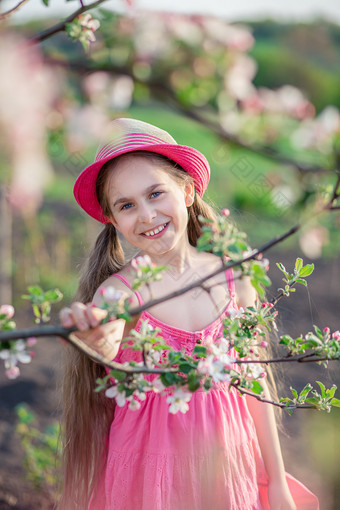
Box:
[111,273,145,306]
[223,258,237,307]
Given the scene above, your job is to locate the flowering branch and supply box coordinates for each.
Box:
[229,383,316,410]
[29,0,108,43]
[1,174,339,410]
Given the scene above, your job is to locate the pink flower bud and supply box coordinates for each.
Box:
[5,366,20,379]
[253,331,258,337]
[259,371,267,379]
[260,341,268,348]
[0,304,15,319]
[323,327,330,334]
[27,337,37,347]
[221,208,230,217]
[332,330,340,341]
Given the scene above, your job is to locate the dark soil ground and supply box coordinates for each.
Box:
[0,251,339,509]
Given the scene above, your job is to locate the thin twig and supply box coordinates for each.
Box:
[233,355,336,364]
[229,383,316,410]
[0,0,31,20]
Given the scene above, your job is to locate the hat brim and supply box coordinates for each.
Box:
[73,143,210,223]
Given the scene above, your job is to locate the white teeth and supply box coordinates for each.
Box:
[144,223,167,237]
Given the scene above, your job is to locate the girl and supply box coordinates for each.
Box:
[59,118,318,510]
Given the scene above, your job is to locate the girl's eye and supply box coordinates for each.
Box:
[121,202,133,211]
[150,191,162,199]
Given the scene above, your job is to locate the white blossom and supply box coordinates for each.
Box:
[105,385,128,407]
[100,285,123,302]
[129,399,141,411]
[0,339,33,378]
[228,307,245,319]
[167,388,192,414]
[247,363,266,379]
[197,355,231,383]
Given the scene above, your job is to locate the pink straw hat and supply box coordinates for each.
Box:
[73,118,210,223]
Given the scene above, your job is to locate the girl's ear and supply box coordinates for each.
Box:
[184,182,195,207]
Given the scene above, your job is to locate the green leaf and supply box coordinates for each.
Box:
[161,372,176,387]
[44,289,63,303]
[27,285,43,296]
[290,387,298,399]
[315,381,326,398]
[179,363,195,374]
[299,383,312,398]
[299,264,314,277]
[203,378,212,391]
[313,325,323,340]
[295,258,303,273]
[250,380,264,395]
[325,385,337,399]
[109,370,126,381]
[330,398,340,407]
[295,278,307,286]
[193,345,207,357]
[187,374,201,392]
[276,262,288,277]
[305,397,320,406]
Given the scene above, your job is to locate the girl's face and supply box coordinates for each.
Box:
[105,155,194,257]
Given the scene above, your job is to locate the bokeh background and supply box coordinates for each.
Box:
[0,0,339,508]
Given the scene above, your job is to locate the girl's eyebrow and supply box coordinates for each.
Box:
[113,183,166,208]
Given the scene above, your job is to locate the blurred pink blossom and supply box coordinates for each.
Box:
[109,76,134,110]
[66,104,109,151]
[202,19,254,51]
[167,15,202,45]
[5,366,20,379]
[0,304,15,319]
[0,34,54,215]
[225,55,257,100]
[299,225,329,259]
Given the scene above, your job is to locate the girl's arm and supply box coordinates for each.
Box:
[235,276,297,510]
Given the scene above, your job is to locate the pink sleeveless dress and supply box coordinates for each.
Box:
[89,270,319,510]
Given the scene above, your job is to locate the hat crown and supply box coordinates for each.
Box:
[95,118,177,162]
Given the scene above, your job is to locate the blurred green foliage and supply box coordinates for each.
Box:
[15,404,61,500]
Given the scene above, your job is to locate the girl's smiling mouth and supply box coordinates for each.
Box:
[141,222,169,238]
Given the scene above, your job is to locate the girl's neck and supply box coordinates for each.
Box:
[140,243,197,278]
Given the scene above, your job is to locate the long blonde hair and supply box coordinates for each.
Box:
[58,152,217,509]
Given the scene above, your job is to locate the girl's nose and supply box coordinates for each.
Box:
[138,203,156,223]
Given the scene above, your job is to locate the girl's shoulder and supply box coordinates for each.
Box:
[234,274,257,308]
[93,263,140,309]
